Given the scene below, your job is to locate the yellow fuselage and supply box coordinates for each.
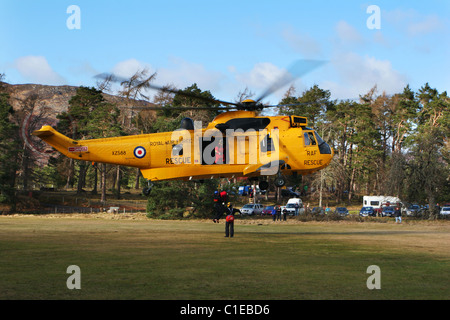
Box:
[33,111,333,181]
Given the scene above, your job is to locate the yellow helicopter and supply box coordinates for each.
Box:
[32,60,334,195]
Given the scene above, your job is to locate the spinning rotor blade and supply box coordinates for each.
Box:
[95,59,326,112]
[95,73,238,107]
[119,105,237,111]
[255,59,326,103]
[146,83,238,107]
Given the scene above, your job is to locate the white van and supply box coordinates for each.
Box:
[284,198,304,216]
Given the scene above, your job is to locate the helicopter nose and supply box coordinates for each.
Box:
[318,141,332,155]
[321,142,334,166]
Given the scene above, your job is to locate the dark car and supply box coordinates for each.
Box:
[334,207,349,216]
[281,189,299,198]
[406,204,421,217]
[262,206,275,215]
[381,206,395,217]
[359,206,375,217]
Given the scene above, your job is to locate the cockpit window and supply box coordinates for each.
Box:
[315,131,332,154]
[304,131,317,146]
[304,132,310,146]
[314,132,325,145]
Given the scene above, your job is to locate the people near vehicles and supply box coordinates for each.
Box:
[294,202,299,216]
[225,202,235,237]
[271,206,277,221]
[276,205,281,221]
[282,207,287,221]
[394,206,402,223]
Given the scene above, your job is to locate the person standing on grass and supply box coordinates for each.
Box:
[394,206,402,223]
[225,203,235,237]
[276,205,281,221]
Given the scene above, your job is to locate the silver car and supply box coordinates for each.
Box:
[440,207,450,216]
[239,204,263,215]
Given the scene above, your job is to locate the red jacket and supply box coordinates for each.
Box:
[219,191,227,203]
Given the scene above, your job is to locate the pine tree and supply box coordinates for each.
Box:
[0,93,19,204]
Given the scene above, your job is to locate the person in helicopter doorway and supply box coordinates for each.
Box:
[225,202,235,237]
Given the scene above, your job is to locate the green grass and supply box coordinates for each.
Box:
[0,216,449,299]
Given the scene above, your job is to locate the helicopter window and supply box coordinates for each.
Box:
[304,132,310,146]
[260,134,275,152]
[172,144,183,156]
[304,132,316,146]
[314,132,325,145]
[314,132,332,154]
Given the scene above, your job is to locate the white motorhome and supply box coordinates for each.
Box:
[362,196,402,215]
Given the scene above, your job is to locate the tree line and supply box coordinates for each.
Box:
[0,71,448,218]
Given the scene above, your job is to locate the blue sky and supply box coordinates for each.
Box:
[1,0,448,103]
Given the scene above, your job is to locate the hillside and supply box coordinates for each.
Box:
[1,82,157,120]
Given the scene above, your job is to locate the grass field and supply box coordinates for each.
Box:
[0,213,449,300]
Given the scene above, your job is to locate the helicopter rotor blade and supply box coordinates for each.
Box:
[255,59,327,103]
[146,83,239,107]
[119,105,238,111]
[95,72,239,107]
[95,59,326,112]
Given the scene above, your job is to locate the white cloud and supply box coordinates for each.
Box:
[281,27,322,58]
[321,52,408,99]
[407,14,443,36]
[112,58,154,79]
[14,56,66,85]
[232,62,292,102]
[235,62,285,91]
[384,9,445,36]
[156,57,225,93]
[335,20,364,44]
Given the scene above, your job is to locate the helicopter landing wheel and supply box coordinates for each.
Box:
[142,187,151,196]
[259,180,269,191]
[274,176,286,188]
[142,182,153,196]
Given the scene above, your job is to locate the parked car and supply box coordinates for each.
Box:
[240,203,263,215]
[359,206,375,217]
[262,206,275,215]
[334,207,349,216]
[381,206,395,217]
[406,204,421,217]
[440,207,450,216]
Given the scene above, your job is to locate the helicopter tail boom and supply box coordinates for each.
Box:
[32,125,79,157]
[32,125,148,168]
